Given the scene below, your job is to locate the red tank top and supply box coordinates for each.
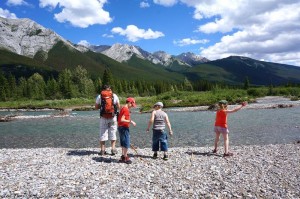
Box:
[215,109,227,128]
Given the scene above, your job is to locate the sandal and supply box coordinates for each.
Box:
[99,150,107,156]
[223,152,233,157]
[152,152,158,159]
[111,149,118,156]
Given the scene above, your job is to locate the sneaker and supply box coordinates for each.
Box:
[124,156,132,164]
[152,153,158,159]
[111,149,118,156]
[212,149,217,153]
[223,152,233,157]
[119,155,125,163]
[99,150,107,156]
[163,154,169,161]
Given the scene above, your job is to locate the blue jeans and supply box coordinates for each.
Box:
[152,129,168,152]
[118,126,130,149]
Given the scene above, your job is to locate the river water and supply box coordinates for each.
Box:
[1,106,299,149]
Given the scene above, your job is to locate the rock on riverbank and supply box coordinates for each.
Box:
[0,143,299,198]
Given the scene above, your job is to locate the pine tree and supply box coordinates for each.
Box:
[7,73,17,99]
[0,71,9,101]
[72,65,94,97]
[58,69,76,99]
[18,77,28,98]
[183,77,193,91]
[102,68,114,87]
[244,76,250,90]
[94,77,102,94]
[46,77,60,99]
[27,73,46,100]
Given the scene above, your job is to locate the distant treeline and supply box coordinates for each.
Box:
[0,65,299,102]
[0,66,220,101]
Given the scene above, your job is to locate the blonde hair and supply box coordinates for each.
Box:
[218,103,227,109]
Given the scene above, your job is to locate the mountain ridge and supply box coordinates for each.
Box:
[1,17,300,86]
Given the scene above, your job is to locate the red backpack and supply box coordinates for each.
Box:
[100,90,116,118]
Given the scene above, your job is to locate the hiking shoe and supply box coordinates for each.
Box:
[163,154,169,161]
[212,149,217,153]
[152,153,158,159]
[111,149,118,156]
[99,150,107,156]
[124,156,132,164]
[119,155,125,163]
[223,152,233,157]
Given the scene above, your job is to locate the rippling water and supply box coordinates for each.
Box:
[0,107,299,149]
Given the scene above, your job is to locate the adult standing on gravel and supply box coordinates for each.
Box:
[95,85,120,156]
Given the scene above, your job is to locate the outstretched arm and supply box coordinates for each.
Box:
[226,102,247,113]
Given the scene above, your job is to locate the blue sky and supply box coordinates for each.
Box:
[1,0,300,66]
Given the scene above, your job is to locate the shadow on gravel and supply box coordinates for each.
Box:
[186,151,223,157]
[67,150,99,156]
[92,156,119,163]
[133,154,153,159]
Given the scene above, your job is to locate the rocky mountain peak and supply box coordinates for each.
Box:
[101,43,145,62]
[0,17,77,59]
[176,52,209,66]
[0,17,209,67]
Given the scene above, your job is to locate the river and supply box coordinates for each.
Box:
[1,104,299,149]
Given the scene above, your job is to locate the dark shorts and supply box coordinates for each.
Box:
[152,129,168,152]
[118,126,130,149]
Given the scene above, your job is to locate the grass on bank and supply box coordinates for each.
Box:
[1,86,299,111]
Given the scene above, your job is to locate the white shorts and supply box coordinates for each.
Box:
[214,126,229,134]
[99,116,117,141]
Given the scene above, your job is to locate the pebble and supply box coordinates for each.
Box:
[0,144,299,198]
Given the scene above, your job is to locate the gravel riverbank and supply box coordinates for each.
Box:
[1,143,299,198]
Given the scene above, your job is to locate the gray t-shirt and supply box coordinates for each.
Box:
[153,110,167,130]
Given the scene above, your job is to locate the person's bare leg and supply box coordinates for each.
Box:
[214,132,221,151]
[111,140,116,150]
[100,141,106,154]
[123,148,128,157]
[223,133,229,154]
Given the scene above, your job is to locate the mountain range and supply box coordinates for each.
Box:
[1,16,300,85]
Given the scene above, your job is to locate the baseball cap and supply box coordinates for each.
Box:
[126,97,136,107]
[154,102,164,107]
[218,100,228,105]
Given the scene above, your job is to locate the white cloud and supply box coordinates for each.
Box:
[174,38,209,46]
[176,0,300,66]
[111,25,164,42]
[39,0,112,28]
[140,2,150,8]
[0,8,17,19]
[153,0,178,7]
[6,0,28,6]
[78,40,90,47]
[102,34,114,38]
